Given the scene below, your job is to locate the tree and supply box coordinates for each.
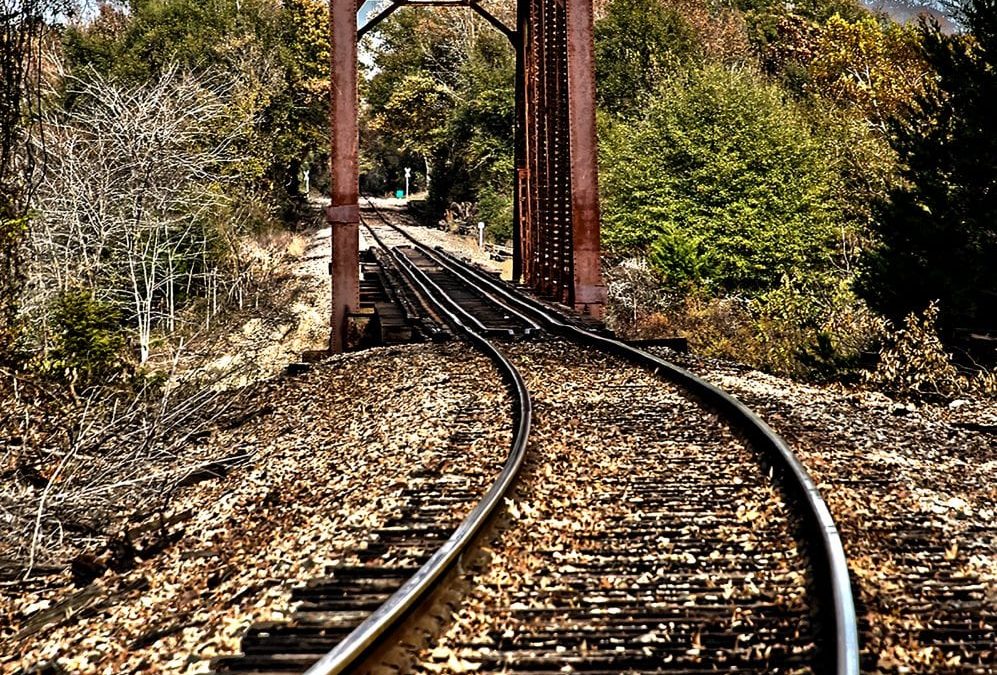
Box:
[762,13,934,135]
[600,66,844,295]
[31,67,245,363]
[807,15,929,132]
[361,7,518,236]
[62,0,330,212]
[366,71,455,188]
[862,0,997,335]
[449,28,517,237]
[270,0,329,199]
[739,0,866,63]
[361,7,470,198]
[1,1,71,362]
[594,0,699,117]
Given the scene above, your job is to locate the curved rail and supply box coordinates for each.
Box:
[433,245,859,675]
[303,220,533,675]
[363,207,860,675]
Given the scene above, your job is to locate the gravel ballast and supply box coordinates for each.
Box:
[1,344,510,674]
[651,348,997,672]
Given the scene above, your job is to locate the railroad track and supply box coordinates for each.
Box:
[423,339,818,673]
[212,205,858,674]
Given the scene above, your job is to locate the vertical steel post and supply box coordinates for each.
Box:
[513,0,528,283]
[564,0,605,316]
[329,0,360,352]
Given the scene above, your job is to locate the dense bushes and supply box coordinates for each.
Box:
[601,66,843,295]
[590,0,990,384]
[595,59,901,380]
[861,0,997,337]
[44,291,129,387]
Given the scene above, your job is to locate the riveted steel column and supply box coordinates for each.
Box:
[329,0,360,352]
[513,0,528,283]
[565,0,605,316]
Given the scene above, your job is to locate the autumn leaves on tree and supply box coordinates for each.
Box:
[2,0,996,381]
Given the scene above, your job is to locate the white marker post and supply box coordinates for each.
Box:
[478,221,485,249]
[404,167,411,200]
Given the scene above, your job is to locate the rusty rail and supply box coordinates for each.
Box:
[418,244,862,675]
[301,223,533,675]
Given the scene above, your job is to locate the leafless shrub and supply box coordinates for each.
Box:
[27,64,250,363]
[867,301,997,400]
[604,258,680,335]
[0,357,255,579]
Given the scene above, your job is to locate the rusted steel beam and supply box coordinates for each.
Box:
[330,0,360,352]
[395,0,475,6]
[348,0,603,324]
[535,0,550,296]
[513,0,528,282]
[547,0,570,303]
[513,0,605,314]
[565,0,605,316]
[358,1,402,40]
[531,1,545,284]
[469,1,516,43]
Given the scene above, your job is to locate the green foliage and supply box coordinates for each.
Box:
[361,9,462,198]
[362,10,516,233]
[66,0,256,82]
[364,9,465,110]
[63,0,330,213]
[600,65,843,295]
[45,290,128,385]
[804,104,897,241]
[367,72,455,162]
[445,33,516,239]
[478,183,514,243]
[268,0,331,202]
[862,0,997,335]
[594,0,700,116]
[751,274,884,378]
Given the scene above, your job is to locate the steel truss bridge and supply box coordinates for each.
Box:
[329,0,606,351]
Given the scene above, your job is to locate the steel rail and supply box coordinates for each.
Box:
[303,223,533,675]
[419,244,861,675]
[362,219,450,334]
[390,245,511,337]
[355,202,859,673]
[406,243,544,335]
[362,203,543,335]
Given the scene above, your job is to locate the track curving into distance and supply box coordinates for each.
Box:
[357,205,859,675]
[300,223,533,675]
[219,203,858,675]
